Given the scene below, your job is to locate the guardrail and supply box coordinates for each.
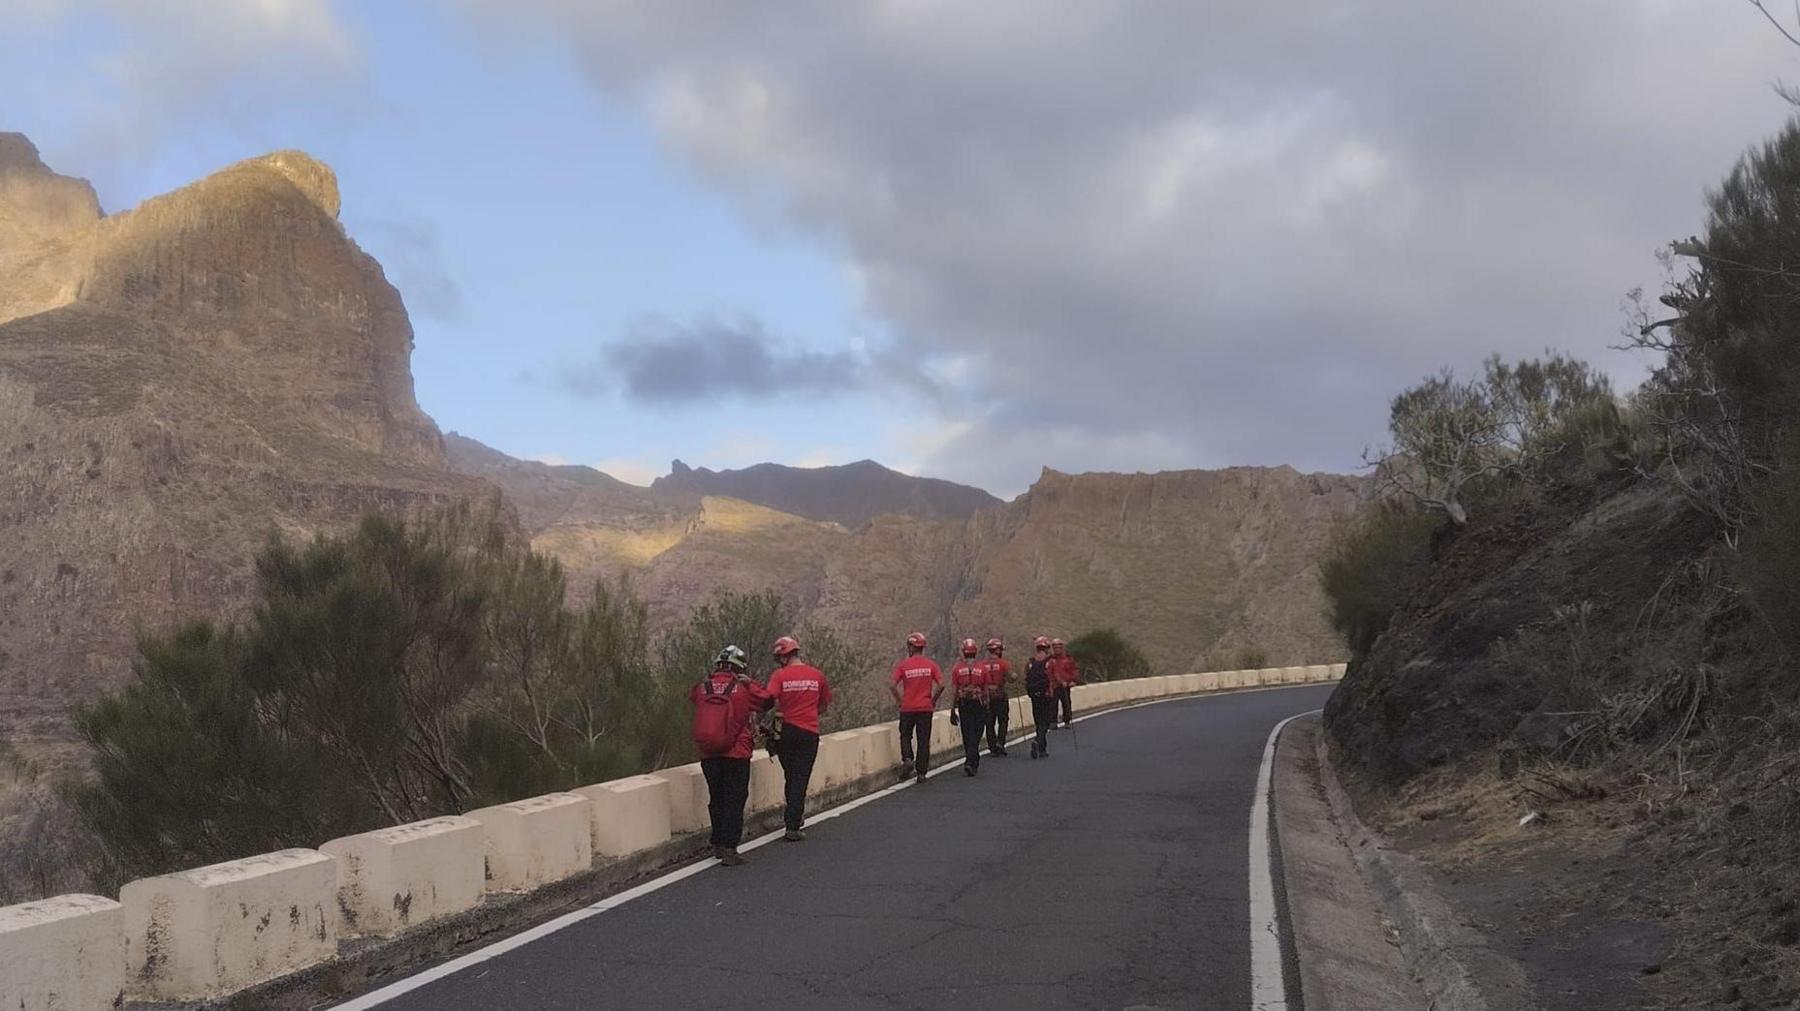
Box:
[0,663,1344,1009]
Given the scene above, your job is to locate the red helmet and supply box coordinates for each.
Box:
[960,638,978,657]
[772,636,800,657]
[1033,636,1050,649]
[906,632,927,649]
[985,638,1003,653]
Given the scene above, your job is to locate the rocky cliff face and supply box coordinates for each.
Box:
[0,138,484,755]
[454,435,1363,675]
[652,457,1001,528]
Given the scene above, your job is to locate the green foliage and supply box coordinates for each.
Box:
[1319,502,1437,658]
[1740,438,1800,659]
[1232,647,1269,671]
[1372,353,1617,524]
[1065,629,1152,683]
[67,503,883,879]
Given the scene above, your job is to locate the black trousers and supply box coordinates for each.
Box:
[777,726,820,831]
[985,696,1010,752]
[1030,695,1056,754]
[1055,685,1073,725]
[957,699,987,771]
[700,756,751,847]
[898,711,932,775]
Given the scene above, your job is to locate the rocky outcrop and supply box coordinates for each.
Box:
[0,139,485,753]
[652,457,1001,528]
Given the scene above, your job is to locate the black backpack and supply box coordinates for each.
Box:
[1025,658,1051,697]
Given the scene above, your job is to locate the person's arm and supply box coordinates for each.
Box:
[931,666,945,707]
[890,667,904,707]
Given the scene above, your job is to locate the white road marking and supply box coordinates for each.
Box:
[331,683,1323,1009]
[1247,708,1320,1011]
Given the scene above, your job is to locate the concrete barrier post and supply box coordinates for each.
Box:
[749,752,785,812]
[320,816,484,938]
[0,894,126,1010]
[576,775,673,859]
[1303,664,1330,683]
[654,763,708,835]
[467,793,592,892]
[818,730,867,790]
[1188,672,1216,693]
[121,849,337,1001]
[1329,662,1348,679]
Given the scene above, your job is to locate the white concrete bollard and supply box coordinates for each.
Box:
[749,752,785,812]
[1329,662,1348,679]
[1305,665,1332,683]
[654,763,709,835]
[850,725,893,777]
[1188,672,1216,693]
[121,848,337,1002]
[467,792,592,892]
[0,893,126,1011]
[932,712,960,755]
[321,816,484,938]
[576,775,673,859]
[817,730,867,790]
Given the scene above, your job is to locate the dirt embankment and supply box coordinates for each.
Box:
[1324,473,1800,1009]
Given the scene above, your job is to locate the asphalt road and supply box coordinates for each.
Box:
[350,684,1335,1010]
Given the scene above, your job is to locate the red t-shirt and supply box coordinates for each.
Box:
[689,672,773,760]
[950,660,987,701]
[1050,655,1080,687]
[891,656,943,713]
[766,662,831,734]
[982,658,1012,696]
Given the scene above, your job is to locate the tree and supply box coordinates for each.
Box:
[1366,353,1615,525]
[1065,629,1152,683]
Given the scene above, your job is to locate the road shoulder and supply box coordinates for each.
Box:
[1274,714,1419,1009]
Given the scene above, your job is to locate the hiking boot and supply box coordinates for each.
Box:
[993,747,1008,757]
[783,828,805,842]
[964,765,977,777]
[898,766,914,782]
[915,768,930,785]
[1029,742,1039,759]
[718,847,747,867]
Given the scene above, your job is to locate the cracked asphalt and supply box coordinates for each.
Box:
[369,685,1332,1010]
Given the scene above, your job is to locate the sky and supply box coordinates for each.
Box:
[2,1,1797,498]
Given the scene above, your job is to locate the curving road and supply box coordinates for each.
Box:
[335,684,1334,1010]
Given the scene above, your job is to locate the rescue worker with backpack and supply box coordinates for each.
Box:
[949,638,989,777]
[889,632,943,783]
[1024,637,1056,759]
[689,645,772,866]
[1049,637,1081,728]
[765,635,830,841]
[981,638,1013,757]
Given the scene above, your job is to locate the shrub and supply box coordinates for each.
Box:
[1066,628,1152,683]
[1319,502,1437,658]
[1740,438,1800,658]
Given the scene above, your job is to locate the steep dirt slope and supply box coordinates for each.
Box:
[1323,475,1800,1008]
[0,138,487,756]
[652,457,1001,527]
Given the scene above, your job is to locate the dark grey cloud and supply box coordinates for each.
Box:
[551,315,921,404]
[466,0,1799,489]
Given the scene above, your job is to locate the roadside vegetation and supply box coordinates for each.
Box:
[1064,628,1152,682]
[1321,114,1800,1006]
[54,499,880,890]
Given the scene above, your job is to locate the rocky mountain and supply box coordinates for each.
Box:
[450,433,1363,675]
[0,135,485,760]
[651,457,1001,527]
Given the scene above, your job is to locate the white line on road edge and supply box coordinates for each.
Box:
[1248,708,1321,1011]
[332,683,1328,1010]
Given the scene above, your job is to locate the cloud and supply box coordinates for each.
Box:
[593,457,661,486]
[6,0,364,167]
[464,3,1796,488]
[547,314,920,403]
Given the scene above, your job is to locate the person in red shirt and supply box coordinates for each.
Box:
[765,635,831,841]
[889,631,943,783]
[688,645,772,866]
[980,638,1014,757]
[1049,637,1081,727]
[949,638,990,777]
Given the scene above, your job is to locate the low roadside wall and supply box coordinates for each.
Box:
[0,663,1343,1009]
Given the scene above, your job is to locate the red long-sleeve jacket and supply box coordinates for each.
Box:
[689,672,773,760]
[1049,655,1080,688]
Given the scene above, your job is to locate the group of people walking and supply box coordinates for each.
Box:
[687,633,1081,866]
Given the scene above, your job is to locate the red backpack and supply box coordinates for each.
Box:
[692,676,747,756]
